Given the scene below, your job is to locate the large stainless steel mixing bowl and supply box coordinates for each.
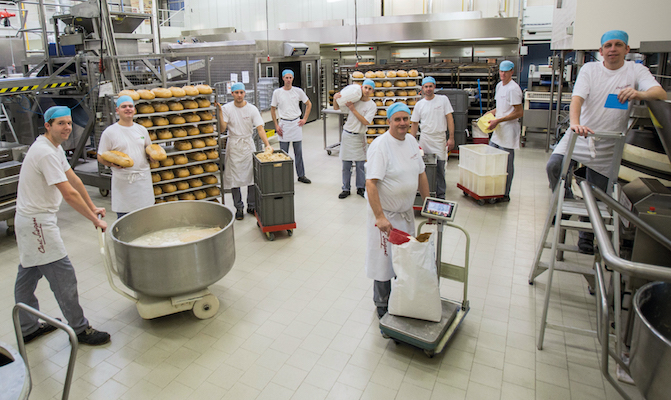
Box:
[629,281,671,400]
[109,201,235,297]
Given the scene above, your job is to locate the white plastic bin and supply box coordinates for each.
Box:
[459,166,507,197]
[458,144,508,176]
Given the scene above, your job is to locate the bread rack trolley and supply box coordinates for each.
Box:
[379,197,470,357]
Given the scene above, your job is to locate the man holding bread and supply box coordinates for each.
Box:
[410,76,455,199]
[333,79,377,199]
[217,82,272,220]
[271,69,312,184]
[97,95,155,218]
[14,106,111,346]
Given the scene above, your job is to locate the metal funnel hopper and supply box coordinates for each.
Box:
[648,100,671,164]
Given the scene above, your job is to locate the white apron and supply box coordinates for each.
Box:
[224,135,256,188]
[365,206,415,281]
[339,130,367,161]
[419,132,447,160]
[279,119,302,142]
[112,169,154,213]
[15,212,67,268]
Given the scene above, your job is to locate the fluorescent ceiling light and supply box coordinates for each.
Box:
[327,0,343,2]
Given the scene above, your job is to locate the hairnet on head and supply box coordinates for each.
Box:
[231,82,246,92]
[601,30,628,46]
[282,69,294,77]
[499,60,514,71]
[362,79,375,89]
[422,76,436,86]
[116,95,134,108]
[386,102,411,120]
[44,106,71,122]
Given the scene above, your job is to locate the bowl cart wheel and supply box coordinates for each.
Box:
[192,294,219,319]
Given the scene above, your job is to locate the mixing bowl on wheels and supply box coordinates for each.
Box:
[98,201,236,319]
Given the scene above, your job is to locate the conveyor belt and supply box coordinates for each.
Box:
[0,75,78,95]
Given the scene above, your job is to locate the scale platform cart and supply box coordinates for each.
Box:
[380,197,470,357]
[457,183,502,205]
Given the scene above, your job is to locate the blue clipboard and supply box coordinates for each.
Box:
[604,93,629,110]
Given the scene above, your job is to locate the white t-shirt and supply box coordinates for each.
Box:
[553,61,661,175]
[222,101,264,138]
[271,86,309,120]
[342,99,377,134]
[365,132,426,213]
[490,80,523,150]
[16,135,70,215]
[411,95,454,160]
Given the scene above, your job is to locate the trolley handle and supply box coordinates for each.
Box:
[96,217,138,302]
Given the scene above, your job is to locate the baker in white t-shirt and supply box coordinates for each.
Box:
[333,78,377,199]
[365,102,430,322]
[546,30,665,255]
[97,95,154,218]
[410,76,455,199]
[14,106,111,346]
[482,61,524,203]
[270,69,313,184]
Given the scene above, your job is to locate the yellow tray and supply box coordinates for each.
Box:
[476,114,495,134]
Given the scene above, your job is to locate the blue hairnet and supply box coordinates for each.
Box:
[499,60,514,71]
[44,106,71,122]
[421,76,436,86]
[282,69,294,77]
[116,95,134,108]
[601,30,628,46]
[387,102,411,119]
[362,79,375,88]
[231,82,245,92]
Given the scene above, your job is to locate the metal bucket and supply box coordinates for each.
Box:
[629,281,671,400]
[109,201,236,297]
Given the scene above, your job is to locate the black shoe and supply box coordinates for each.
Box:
[235,209,244,220]
[22,319,60,344]
[77,326,110,346]
[298,176,311,184]
[247,207,255,215]
[357,188,365,198]
[497,195,511,203]
[338,191,350,199]
[578,238,594,255]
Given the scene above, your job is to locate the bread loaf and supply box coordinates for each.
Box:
[385,91,395,97]
[151,88,172,98]
[189,165,204,175]
[137,118,153,128]
[183,85,199,96]
[162,183,177,193]
[160,156,174,167]
[396,70,408,77]
[407,90,418,96]
[375,71,385,78]
[176,181,189,191]
[157,129,172,139]
[407,99,417,106]
[374,100,383,107]
[396,99,407,105]
[165,195,178,202]
[184,113,200,122]
[377,128,387,134]
[197,111,213,121]
[199,124,214,134]
[175,141,192,151]
[189,178,203,188]
[160,170,174,180]
[203,163,218,172]
[202,175,217,185]
[374,82,382,87]
[385,100,394,106]
[189,152,207,161]
[174,154,188,165]
[154,186,162,196]
[181,100,198,109]
[397,90,408,97]
[149,132,157,141]
[155,199,166,204]
[196,98,211,108]
[153,103,169,112]
[206,149,218,159]
[146,144,167,161]
[364,71,375,78]
[406,80,417,87]
[151,173,160,183]
[386,71,397,78]
[377,109,387,116]
[150,159,160,169]
[101,151,134,167]
[152,117,169,126]
[167,101,184,111]
[191,139,206,148]
[367,138,374,144]
[374,118,386,125]
[352,71,364,78]
[172,127,187,138]
[194,190,207,200]
[366,128,377,135]
[204,137,217,147]
[175,168,190,178]
[137,89,155,100]
[205,187,220,196]
[382,81,392,88]
[137,104,155,114]
[375,91,385,97]
[169,87,186,97]
[187,126,201,136]
[168,115,186,125]
[119,90,140,101]
[395,81,407,87]
[196,85,213,94]
[353,80,362,86]
[408,69,419,77]
[179,192,196,200]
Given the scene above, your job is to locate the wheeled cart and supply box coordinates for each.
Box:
[253,150,296,240]
[457,183,503,205]
[380,197,470,357]
[255,213,295,241]
[457,144,508,206]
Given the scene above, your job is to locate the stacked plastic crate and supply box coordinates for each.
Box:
[257,78,278,111]
[253,150,295,234]
[436,89,469,147]
[457,144,508,202]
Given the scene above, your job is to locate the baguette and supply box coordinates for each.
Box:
[183,85,199,96]
[137,89,155,100]
[145,144,167,161]
[101,150,134,167]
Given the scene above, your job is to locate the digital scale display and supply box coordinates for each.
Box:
[421,197,457,222]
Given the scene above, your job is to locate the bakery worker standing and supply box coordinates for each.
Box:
[546,30,665,254]
[14,106,111,346]
[410,76,455,199]
[333,79,377,199]
[482,60,524,203]
[271,69,312,184]
[217,82,272,220]
[365,103,430,320]
[97,95,154,218]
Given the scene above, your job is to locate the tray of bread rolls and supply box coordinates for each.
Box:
[152,171,219,186]
[149,155,220,173]
[150,131,218,144]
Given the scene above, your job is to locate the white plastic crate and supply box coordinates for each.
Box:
[458,144,508,176]
[458,166,507,197]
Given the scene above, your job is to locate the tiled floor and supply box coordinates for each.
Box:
[0,119,641,399]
